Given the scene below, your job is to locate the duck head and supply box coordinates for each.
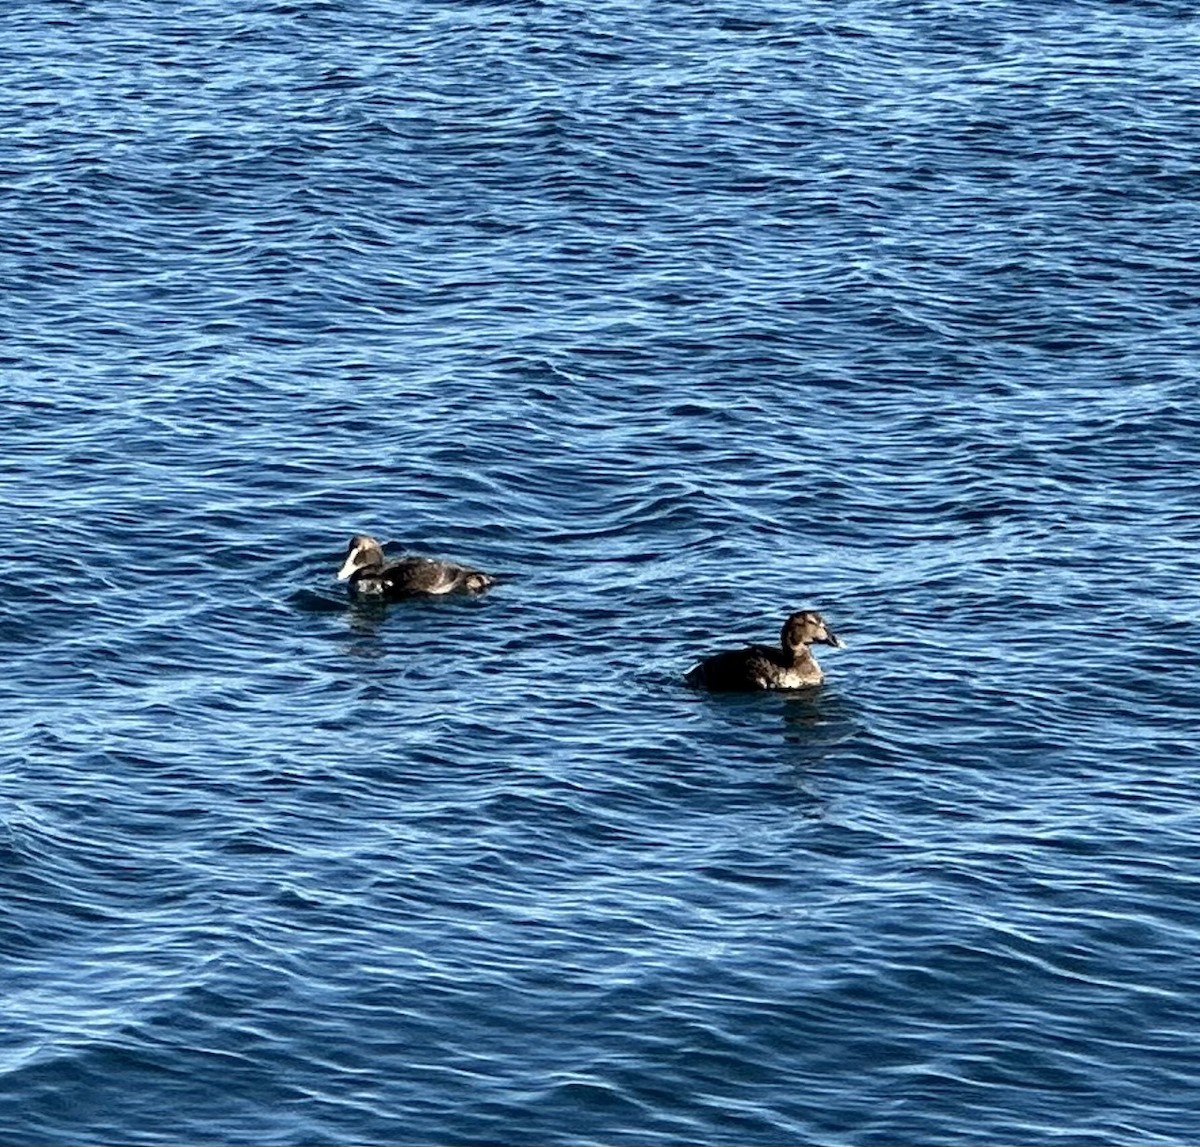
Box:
[781,610,843,653]
[337,534,385,580]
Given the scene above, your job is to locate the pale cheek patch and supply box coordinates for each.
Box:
[336,548,365,580]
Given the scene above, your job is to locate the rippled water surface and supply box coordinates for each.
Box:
[4,1,1200,1143]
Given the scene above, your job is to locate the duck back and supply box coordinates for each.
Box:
[686,645,793,691]
[351,556,491,599]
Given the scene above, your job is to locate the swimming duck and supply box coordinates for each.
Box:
[685,610,843,691]
[336,534,493,599]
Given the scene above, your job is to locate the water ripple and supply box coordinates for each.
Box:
[3,0,1200,1143]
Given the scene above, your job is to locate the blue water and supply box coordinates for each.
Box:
[3,1,1199,1143]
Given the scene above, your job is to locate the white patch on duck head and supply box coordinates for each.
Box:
[337,536,381,580]
[336,546,365,580]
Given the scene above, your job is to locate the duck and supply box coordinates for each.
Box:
[335,534,493,599]
[685,610,843,691]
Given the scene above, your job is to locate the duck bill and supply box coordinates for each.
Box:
[336,554,359,580]
[824,630,845,648]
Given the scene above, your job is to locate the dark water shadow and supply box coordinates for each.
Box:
[777,686,861,746]
[641,666,866,791]
[291,578,498,633]
[288,588,346,613]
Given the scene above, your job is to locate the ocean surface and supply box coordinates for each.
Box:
[3,1,1199,1143]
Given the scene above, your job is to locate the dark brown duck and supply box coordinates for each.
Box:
[685,610,843,691]
[336,534,492,599]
